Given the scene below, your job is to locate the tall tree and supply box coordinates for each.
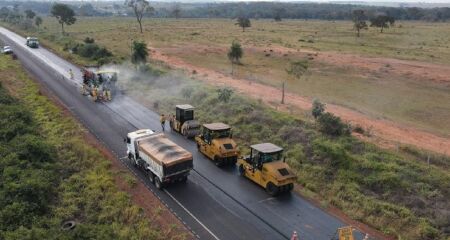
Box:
[24,9,35,19]
[274,8,286,22]
[131,41,148,65]
[51,3,76,34]
[125,0,154,33]
[227,41,243,75]
[370,15,395,33]
[171,4,182,19]
[352,10,368,37]
[235,17,251,32]
[35,16,43,28]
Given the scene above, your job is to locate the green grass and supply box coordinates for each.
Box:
[0,55,187,240]
[4,17,450,136]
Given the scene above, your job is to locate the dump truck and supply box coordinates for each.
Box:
[169,104,200,138]
[237,143,297,196]
[195,123,239,166]
[126,129,193,189]
[81,68,117,101]
[26,37,39,48]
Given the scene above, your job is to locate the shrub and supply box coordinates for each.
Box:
[217,88,233,102]
[317,112,350,136]
[84,37,95,44]
[311,99,325,119]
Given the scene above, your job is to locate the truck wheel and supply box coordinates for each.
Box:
[155,177,163,190]
[238,165,245,176]
[214,156,223,167]
[147,171,154,183]
[288,183,294,191]
[196,142,201,150]
[266,182,279,196]
[180,176,188,183]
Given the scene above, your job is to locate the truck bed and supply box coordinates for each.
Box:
[138,133,192,166]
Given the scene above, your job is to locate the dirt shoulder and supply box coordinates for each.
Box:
[150,47,450,156]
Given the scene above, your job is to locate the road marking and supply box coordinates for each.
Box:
[258,197,276,204]
[163,189,220,240]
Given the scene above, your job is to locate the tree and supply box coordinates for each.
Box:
[352,10,368,37]
[51,3,76,34]
[24,10,35,19]
[283,60,308,104]
[171,4,182,19]
[286,60,308,80]
[79,3,97,17]
[0,7,10,21]
[235,16,251,32]
[274,8,286,22]
[370,15,395,33]
[227,41,243,75]
[317,112,350,136]
[35,16,42,28]
[131,41,148,65]
[312,99,326,119]
[125,0,154,33]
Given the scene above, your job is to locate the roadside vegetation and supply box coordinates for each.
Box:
[0,55,187,239]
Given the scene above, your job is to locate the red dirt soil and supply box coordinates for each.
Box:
[150,47,450,156]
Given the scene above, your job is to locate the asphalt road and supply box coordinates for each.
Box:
[0,27,366,240]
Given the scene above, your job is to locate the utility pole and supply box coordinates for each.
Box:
[281,81,285,104]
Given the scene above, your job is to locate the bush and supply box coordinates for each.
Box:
[84,37,95,44]
[217,88,234,102]
[311,99,325,119]
[317,112,350,136]
[77,43,112,62]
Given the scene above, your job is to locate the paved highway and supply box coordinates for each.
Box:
[0,27,366,240]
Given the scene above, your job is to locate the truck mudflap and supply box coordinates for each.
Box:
[163,170,191,183]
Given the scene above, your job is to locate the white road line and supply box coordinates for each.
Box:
[163,189,220,240]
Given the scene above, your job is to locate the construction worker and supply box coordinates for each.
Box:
[92,87,98,102]
[290,231,298,240]
[160,114,166,132]
[69,69,74,80]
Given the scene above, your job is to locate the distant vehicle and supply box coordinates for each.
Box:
[237,143,297,196]
[26,37,39,48]
[126,129,193,189]
[2,46,13,54]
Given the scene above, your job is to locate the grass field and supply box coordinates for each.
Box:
[16,17,450,137]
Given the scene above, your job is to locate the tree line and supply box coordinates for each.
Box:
[0,1,449,22]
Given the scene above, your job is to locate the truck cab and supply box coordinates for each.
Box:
[195,123,239,167]
[237,143,297,196]
[126,129,154,160]
[26,37,39,48]
[169,104,200,138]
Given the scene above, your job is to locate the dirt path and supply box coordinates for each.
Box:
[150,48,450,156]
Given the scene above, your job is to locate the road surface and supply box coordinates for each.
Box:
[0,27,366,240]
